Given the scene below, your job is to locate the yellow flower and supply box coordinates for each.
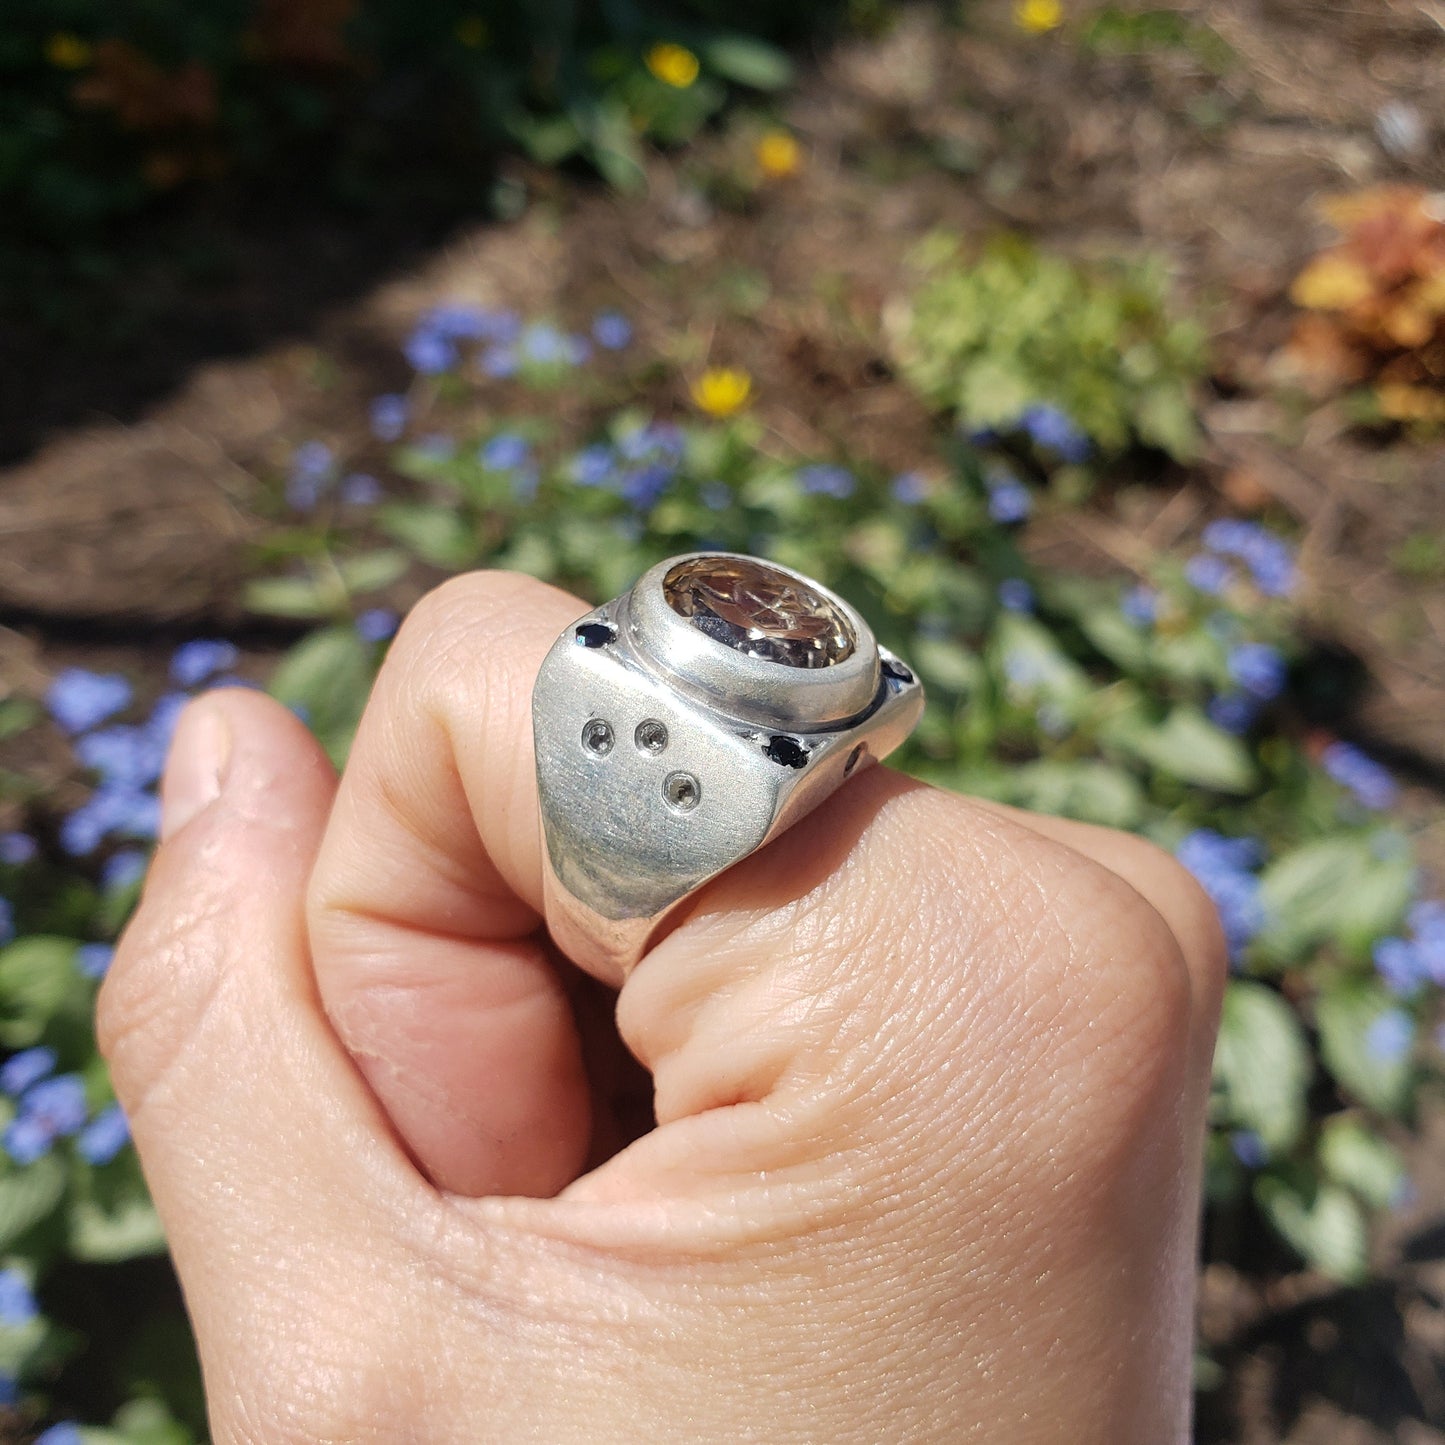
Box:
[646,42,700,89]
[1014,0,1063,34]
[1377,382,1445,424]
[455,17,488,48]
[1289,254,1374,312]
[45,32,92,70]
[691,367,753,418]
[755,130,802,179]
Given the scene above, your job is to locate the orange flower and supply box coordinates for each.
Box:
[72,41,217,131]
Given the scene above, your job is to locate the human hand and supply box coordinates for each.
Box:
[101,571,1225,1443]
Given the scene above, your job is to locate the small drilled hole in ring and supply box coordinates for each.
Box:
[581,719,614,756]
[635,719,669,754]
[844,743,866,776]
[664,771,700,812]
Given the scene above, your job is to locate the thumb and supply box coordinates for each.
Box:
[98,691,415,1371]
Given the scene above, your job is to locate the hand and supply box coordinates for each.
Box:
[100,571,1225,1443]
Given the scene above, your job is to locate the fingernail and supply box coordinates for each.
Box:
[160,702,232,841]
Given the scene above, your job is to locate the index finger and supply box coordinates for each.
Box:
[306,571,591,1199]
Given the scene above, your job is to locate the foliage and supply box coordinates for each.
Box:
[888,232,1210,464]
[0,0,816,284]
[0,293,1441,1432]
[1286,185,1445,431]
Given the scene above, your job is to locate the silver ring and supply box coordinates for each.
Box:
[532,552,924,979]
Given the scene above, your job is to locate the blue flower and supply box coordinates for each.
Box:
[1374,936,1426,995]
[0,1268,37,1327]
[1,1047,56,1097]
[1121,585,1158,626]
[1207,692,1259,736]
[339,473,383,507]
[77,943,115,980]
[1365,1009,1414,1063]
[571,445,616,487]
[1202,520,1297,598]
[1227,642,1286,701]
[3,1114,52,1165]
[0,832,37,866]
[76,1103,129,1165]
[60,786,160,856]
[797,464,856,499]
[987,475,1032,524]
[480,346,518,379]
[147,692,190,746]
[35,1425,84,1445]
[0,898,12,946]
[891,471,929,504]
[1230,1130,1268,1169]
[619,464,674,510]
[1321,741,1398,810]
[75,725,167,790]
[1176,830,1265,962]
[617,421,685,464]
[20,1075,87,1137]
[403,327,457,375]
[286,442,335,510]
[480,433,531,471]
[520,323,569,366]
[46,669,132,734]
[998,578,1034,613]
[170,640,239,689]
[356,609,399,643]
[101,849,148,893]
[0,1371,17,1407]
[592,311,633,350]
[368,393,409,442]
[1019,404,1091,463]
[1184,553,1232,595]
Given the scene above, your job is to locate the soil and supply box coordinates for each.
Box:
[2,1,1444,1439]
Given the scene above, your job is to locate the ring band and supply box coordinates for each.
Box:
[532,552,924,978]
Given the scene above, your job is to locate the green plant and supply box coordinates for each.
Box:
[888,233,1209,463]
[0,299,1440,1433]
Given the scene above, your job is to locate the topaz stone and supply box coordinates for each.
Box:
[662,556,855,668]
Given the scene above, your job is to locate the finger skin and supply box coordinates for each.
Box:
[306,573,594,1198]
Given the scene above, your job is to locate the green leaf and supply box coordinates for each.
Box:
[336,548,409,596]
[0,696,39,742]
[0,936,81,1046]
[244,575,338,619]
[268,626,376,766]
[701,35,795,90]
[1254,1174,1368,1282]
[1102,705,1256,793]
[380,502,480,571]
[1001,760,1146,830]
[911,638,982,695]
[69,1187,167,1262]
[1212,980,1311,1154]
[1316,977,1414,1116]
[0,1155,66,1249]
[1318,1116,1406,1210]
[1256,836,1415,964]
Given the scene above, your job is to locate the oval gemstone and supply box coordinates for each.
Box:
[662,556,855,668]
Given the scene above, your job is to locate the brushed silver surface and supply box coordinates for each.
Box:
[533,552,924,980]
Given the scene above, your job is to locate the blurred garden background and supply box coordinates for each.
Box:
[1,0,1443,1440]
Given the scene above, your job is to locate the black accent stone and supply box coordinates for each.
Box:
[881,656,914,688]
[765,735,810,769]
[575,621,616,648]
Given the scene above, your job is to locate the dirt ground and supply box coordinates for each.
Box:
[2,1,1444,1439]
